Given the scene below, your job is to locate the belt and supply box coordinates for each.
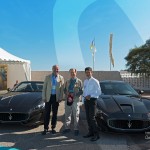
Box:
[84,97,97,101]
[90,97,97,99]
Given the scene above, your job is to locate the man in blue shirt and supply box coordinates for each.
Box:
[42,65,64,135]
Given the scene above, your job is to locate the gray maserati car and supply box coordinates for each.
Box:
[96,80,150,132]
[0,81,45,126]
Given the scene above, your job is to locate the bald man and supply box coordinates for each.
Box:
[42,65,64,135]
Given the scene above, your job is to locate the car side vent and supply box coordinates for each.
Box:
[120,104,133,113]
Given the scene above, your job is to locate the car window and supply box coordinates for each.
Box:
[37,84,43,91]
[12,82,43,92]
[100,82,138,96]
[13,83,29,92]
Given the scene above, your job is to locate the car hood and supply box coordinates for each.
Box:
[0,92,42,112]
[98,95,149,114]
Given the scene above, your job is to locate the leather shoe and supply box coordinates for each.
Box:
[83,133,94,138]
[51,129,57,134]
[42,129,48,135]
[74,130,79,136]
[90,134,100,141]
[62,129,71,134]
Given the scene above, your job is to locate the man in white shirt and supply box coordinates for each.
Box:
[82,67,101,141]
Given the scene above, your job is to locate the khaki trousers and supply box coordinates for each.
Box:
[64,100,80,130]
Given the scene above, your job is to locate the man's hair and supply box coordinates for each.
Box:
[85,67,92,72]
[52,65,59,70]
[69,68,77,73]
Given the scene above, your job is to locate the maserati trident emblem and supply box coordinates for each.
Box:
[127,121,132,128]
[9,113,12,120]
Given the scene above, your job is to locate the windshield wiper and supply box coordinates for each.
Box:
[126,94,140,98]
[114,93,140,97]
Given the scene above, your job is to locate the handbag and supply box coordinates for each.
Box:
[67,93,74,106]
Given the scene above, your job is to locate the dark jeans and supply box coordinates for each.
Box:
[84,98,98,135]
[44,95,59,130]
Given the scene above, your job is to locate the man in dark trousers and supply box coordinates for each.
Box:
[82,67,101,141]
[42,65,64,135]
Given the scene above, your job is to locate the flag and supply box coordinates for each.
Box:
[90,39,96,53]
[109,33,114,67]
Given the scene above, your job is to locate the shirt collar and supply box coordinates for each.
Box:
[52,73,58,78]
[70,77,77,80]
[87,76,93,81]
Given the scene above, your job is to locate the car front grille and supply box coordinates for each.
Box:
[0,113,29,122]
[108,119,150,130]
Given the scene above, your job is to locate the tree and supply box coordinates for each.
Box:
[125,39,150,76]
[141,39,150,48]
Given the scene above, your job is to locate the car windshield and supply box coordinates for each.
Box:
[100,81,139,96]
[11,82,43,92]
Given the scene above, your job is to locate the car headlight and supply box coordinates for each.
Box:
[143,113,150,118]
[147,113,150,118]
[33,103,45,110]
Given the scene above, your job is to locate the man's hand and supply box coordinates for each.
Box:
[85,95,91,100]
[70,93,74,97]
[58,99,62,103]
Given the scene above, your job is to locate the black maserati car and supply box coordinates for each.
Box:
[0,81,45,126]
[96,80,150,132]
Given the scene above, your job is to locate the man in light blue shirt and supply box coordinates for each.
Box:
[83,67,101,141]
[42,65,64,135]
[51,74,57,94]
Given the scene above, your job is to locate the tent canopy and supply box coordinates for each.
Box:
[0,47,30,64]
[0,48,31,88]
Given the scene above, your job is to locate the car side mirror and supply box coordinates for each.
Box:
[138,90,144,95]
[7,88,11,92]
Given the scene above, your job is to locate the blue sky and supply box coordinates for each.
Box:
[0,0,150,71]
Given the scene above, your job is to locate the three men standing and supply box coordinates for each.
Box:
[42,65,64,135]
[42,65,101,141]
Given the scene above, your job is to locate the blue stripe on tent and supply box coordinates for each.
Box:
[0,146,20,150]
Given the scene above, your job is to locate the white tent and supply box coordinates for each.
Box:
[0,48,31,89]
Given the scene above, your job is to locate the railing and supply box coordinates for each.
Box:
[121,74,150,91]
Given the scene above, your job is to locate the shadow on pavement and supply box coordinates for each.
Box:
[0,120,102,150]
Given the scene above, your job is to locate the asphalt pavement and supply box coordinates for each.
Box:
[0,101,150,150]
[0,91,150,150]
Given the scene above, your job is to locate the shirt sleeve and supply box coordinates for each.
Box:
[90,79,101,98]
[82,80,86,104]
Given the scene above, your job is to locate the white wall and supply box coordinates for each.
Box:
[31,71,122,82]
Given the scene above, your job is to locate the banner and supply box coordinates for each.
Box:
[90,39,96,53]
[0,64,7,90]
[109,33,114,67]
